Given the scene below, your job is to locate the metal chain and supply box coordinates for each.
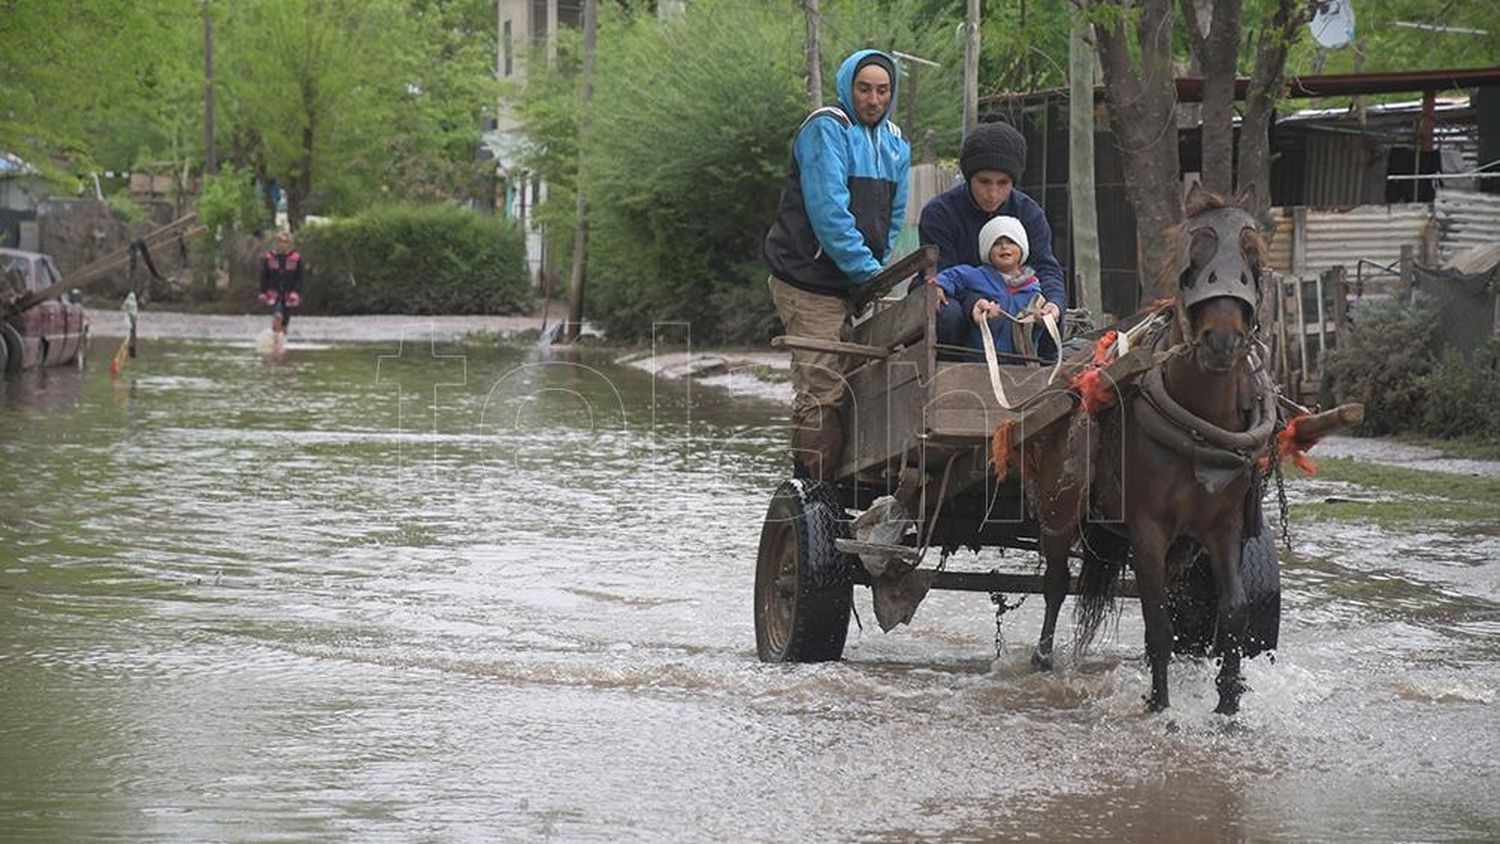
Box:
[989,585,1027,657]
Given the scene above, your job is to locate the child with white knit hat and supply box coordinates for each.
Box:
[931,215,1059,356]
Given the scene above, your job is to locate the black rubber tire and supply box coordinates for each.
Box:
[1166,514,1281,658]
[754,479,855,663]
[0,323,23,374]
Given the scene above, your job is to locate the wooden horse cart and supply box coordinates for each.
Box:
[755,246,1291,663]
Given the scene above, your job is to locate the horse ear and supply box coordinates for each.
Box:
[1234,182,1260,213]
[1185,180,1206,214]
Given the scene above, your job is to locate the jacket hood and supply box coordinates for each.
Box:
[835,49,899,127]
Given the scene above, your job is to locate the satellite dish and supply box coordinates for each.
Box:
[1309,0,1356,49]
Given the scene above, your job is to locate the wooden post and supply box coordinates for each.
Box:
[803,0,822,109]
[1290,205,1307,276]
[1400,243,1415,304]
[961,0,980,141]
[563,0,597,343]
[905,63,917,137]
[1068,1,1102,318]
[1329,265,1348,342]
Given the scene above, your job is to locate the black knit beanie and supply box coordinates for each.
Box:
[853,53,896,89]
[961,120,1027,182]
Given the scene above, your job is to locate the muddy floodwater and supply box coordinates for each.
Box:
[2,336,1497,840]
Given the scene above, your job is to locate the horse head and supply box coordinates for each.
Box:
[1173,183,1265,373]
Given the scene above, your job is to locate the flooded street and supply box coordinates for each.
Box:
[2,335,1497,840]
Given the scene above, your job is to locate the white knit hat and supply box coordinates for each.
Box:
[978,215,1028,266]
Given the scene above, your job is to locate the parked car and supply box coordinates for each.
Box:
[1,248,88,372]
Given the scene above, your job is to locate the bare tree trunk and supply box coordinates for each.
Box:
[203,0,216,177]
[1236,0,1312,218]
[962,0,980,140]
[803,0,822,108]
[1181,0,1240,195]
[288,81,315,232]
[564,0,597,343]
[1068,0,1103,316]
[1093,0,1184,299]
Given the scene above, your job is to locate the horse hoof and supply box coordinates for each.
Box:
[1030,648,1053,672]
[1215,678,1246,715]
[1144,695,1169,713]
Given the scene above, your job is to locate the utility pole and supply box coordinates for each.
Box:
[1068,1,1102,317]
[547,0,558,65]
[203,0,216,176]
[803,0,822,108]
[961,0,980,141]
[563,0,597,343]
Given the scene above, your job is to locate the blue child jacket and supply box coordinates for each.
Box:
[934,264,1044,355]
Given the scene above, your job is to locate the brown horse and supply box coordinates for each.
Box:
[1027,184,1275,715]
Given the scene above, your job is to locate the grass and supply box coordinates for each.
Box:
[1288,456,1500,528]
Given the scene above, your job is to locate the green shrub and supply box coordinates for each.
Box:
[1419,340,1500,440]
[105,190,146,224]
[1325,299,1438,436]
[294,204,531,315]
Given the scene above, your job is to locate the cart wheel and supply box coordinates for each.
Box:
[754,479,854,663]
[1167,514,1280,658]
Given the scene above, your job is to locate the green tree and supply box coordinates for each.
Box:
[514,0,966,343]
[0,0,196,188]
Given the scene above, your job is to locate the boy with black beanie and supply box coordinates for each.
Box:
[914,120,1065,352]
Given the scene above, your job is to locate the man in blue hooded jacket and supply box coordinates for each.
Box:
[917,120,1065,357]
[764,49,911,480]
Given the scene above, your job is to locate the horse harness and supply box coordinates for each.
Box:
[1132,351,1276,495]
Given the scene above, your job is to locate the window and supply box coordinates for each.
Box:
[38,257,59,290]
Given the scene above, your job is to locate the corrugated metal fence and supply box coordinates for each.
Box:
[1435,190,1500,265]
[1265,203,1430,278]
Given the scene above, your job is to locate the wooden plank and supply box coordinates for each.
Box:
[850,245,938,312]
[926,361,1060,433]
[1008,347,1156,451]
[853,284,931,351]
[771,335,889,359]
[841,345,927,477]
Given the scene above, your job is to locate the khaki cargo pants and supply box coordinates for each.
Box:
[768,275,857,480]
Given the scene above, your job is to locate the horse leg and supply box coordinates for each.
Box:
[1130,526,1173,712]
[1032,529,1073,671]
[1202,526,1249,715]
[1031,418,1091,671]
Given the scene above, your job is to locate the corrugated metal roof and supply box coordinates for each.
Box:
[1265,203,1429,275]
[1303,130,1387,207]
[1434,189,1500,266]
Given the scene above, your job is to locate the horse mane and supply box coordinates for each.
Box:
[1155,186,1268,297]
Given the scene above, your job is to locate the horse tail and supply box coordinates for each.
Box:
[1073,525,1128,653]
